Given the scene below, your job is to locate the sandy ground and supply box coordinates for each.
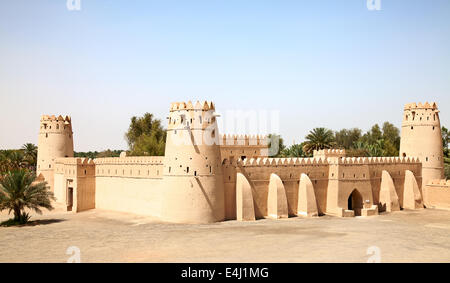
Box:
[0,206,449,263]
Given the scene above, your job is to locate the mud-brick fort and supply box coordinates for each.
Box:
[36,101,450,223]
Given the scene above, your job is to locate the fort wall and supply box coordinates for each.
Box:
[424,180,450,210]
[94,157,164,217]
[54,158,95,212]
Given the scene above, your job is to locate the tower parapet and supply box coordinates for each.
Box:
[162,101,225,223]
[37,115,74,191]
[400,102,444,195]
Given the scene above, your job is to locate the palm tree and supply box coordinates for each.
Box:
[0,169,54,223]
[281,143,307,157]
[22,143,38,169]
[302,128,336,154]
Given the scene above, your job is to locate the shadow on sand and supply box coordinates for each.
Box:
[1,218,66,227]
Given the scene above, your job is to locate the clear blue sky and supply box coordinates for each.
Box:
[0,0,449,151]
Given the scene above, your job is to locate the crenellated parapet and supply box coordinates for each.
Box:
[94,156,164,165]
[404,102,438,110]
[41,115,72,123]
[220,134,268,146]
[240,157,329,167]
[313,149,346,158]
[170,101,215,112]
[332,156,421,165]
[55,157,95,165]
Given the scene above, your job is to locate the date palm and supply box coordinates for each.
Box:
[22,143,38,168]
[302,128,336,154]
[0,169,54,223]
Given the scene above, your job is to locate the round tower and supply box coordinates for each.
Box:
[161,101,225,223]
[37,115,74,191]
[400,102,444,189]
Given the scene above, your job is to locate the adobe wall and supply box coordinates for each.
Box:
[232,156,423,219]
[237,157,330,218]
[54,158,95,212]
[424,180,450,210]
[94,157,164,217]
[220,134,268,162]
[366,157,422,208]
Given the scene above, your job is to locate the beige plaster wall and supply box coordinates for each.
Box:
[424,180,450,210]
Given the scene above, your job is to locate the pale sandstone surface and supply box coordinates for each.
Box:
[1,208,449,263]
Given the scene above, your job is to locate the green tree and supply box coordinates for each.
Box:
[280,143,307,158]
[125,113,166,156]
[302,128,336,155]
[0,169,55,224]
[335,128,362,149]
[360,124,383,145]
[381,122,400,156]
[442,126,449,158]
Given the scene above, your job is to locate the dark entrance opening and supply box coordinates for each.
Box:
[67,187,73,211]
[348,189,363,216]
[241,156,247,161]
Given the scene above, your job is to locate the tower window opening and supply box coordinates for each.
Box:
[169,167,171,173]
[433,126,435,130]
[403,153,406,157]
[46,133,48,138]
[411,126,414,130]
[426,157,429,162]
[84,170,87,175]
[56,124,59,129]
[186,167,189,173]
[194,171,197,176]
[199,116,202,123]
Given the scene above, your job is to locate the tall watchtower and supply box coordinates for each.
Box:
[400,102,444,190]
[161,101,225,223]
[37,115,74,191]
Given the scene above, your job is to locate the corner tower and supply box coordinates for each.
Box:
[37,115,74,190]
[161,101,225,223]
[400,102,444,189]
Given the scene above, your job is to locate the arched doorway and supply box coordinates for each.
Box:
[348,189,363,216]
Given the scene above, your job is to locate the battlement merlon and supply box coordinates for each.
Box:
[170,101,215,112]
[404,102,438,111]
[41,115,72,123]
